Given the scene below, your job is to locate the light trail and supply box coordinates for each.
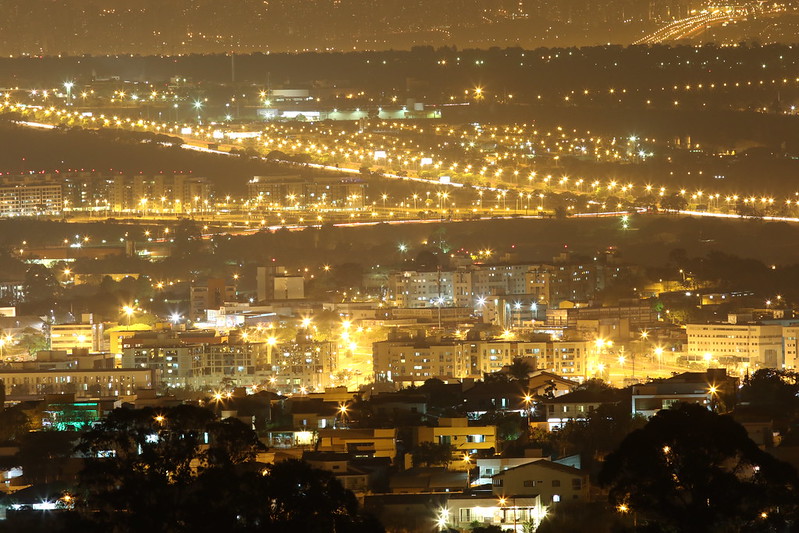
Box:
[633,5,782,45]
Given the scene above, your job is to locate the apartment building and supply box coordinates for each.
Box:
[388,259,634,310]
[0,368,154,399]
[373,336,589,385]
[267,337,337,393]
[121,332,264,390]
[190,278,236,320]
[373,336,466,385]
[0,183,63,216]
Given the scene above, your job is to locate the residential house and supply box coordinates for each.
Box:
[491,460,589,505]
[631,369,737,417]
[316,428,398,461]
[414,418,498,462]
[543,388,628,429]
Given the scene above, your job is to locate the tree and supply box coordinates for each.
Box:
[13,431,77,484]
[479,411,523,442]
[0,405,29,443]
[74,405,253,531]
[411,441,455,468]
[553,400,644,477]
[171,219,204,258]
[535,501,626,533]
[659,194,688,212]
[417,378,461,412]
[599,403,799,533]
[17,328,48,356]
[70,406,382,532]
[506,357,534,380]
[471,526,503,533]
[23,264,60,303]
[573,378,612,393]
[740,369,799,416]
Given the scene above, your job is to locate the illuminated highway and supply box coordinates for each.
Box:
[10,110,799,231]
[633,5,783,45]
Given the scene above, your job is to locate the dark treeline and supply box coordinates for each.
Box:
[3,44,799,92]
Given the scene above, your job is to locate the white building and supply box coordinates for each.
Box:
[0,183,63,216]
[445,494,545,532]
[783,325,799,370]
[686,323,784,369]
[390,270,454,308]
[49,323,106,352]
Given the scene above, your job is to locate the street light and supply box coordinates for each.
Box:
[523,394,534,434]
[122,306,134,327]
[654,346,664,370]
[436,508,449,530]
[337,403,348,428]
[63,81,74,105]
[708,384,719,412]
[435,297,444,329]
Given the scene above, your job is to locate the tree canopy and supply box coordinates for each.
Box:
[67,405,382,532]
[599,403,799,533]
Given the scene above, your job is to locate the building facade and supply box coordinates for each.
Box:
[686,323,784,368]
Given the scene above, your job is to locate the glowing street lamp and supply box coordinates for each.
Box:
[654,346,664,370]
[63,81,74,105]
[436,508,450,530]
[122,305,134,327]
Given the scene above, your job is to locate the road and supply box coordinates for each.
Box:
[633,5,783,45]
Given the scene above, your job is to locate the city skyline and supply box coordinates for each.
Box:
[3,2,799,532]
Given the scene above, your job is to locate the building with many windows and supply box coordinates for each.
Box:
[49,319,106,352]
[373,335,589,386]
[120,331,265,390]
[0,183,63,216]
[0,368,154,399]
[248,175,366,209]
[267,335,337,394]
[686,323,784,369]
[388,257,636,310]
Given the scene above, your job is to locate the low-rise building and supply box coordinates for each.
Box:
[491,459,589,505]
[446,493,545,531]
[414,418,497,460]
[302,451,370,494]
[543,388,627,429]
[389,467,468,494]
[631,369,737,417]
[316,428,398,461]
[474,457,541,487]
